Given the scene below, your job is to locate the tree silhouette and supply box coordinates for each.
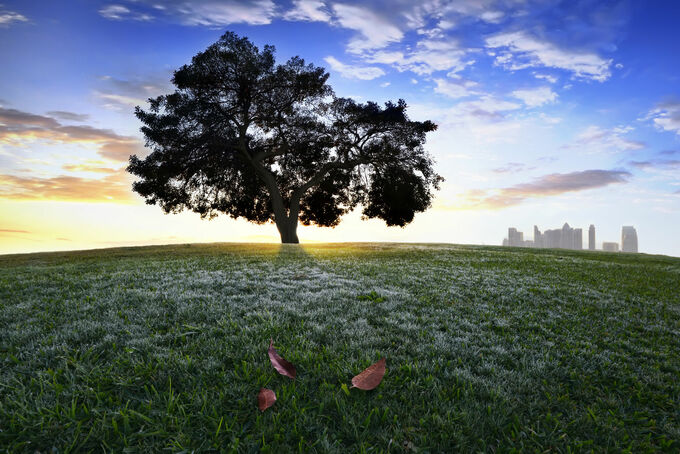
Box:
[128,32,442,243]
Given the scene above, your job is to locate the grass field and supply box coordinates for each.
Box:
[1,242,679,452]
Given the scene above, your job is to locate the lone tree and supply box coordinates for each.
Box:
[128,32,442,243]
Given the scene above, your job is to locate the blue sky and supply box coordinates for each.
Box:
[1,0,679,255]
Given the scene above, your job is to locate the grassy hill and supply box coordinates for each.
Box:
[1,243,678,452]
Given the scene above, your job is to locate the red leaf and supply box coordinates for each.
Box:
[351,357,386,390]
[258,387,276,411]
[268,338,296,379]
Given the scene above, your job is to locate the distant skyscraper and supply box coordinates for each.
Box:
[508,228,523,246]
[589,225,595,250]
[545,228,561,248]
[574,228,583,250]
[560,222,574,249]
[621,226,638,253]
[603,242,619,252]
[534,225,543,248]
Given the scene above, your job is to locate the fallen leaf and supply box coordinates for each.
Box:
[258,387,276,411]
[268,338,296,379]
[351,357,386,390]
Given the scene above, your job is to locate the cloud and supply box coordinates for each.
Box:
[0,108,60,128]
[365,39,472,76]
[0,107,144,163]
[46,111,90,122]
[0,228,30,234]
[98,141,145,161]
[0,171,135,203]
[451,96,522,121]
[96,93,147,110]
[96,74,171,110]
[332,3,403,53]
[99,0,276,26]
[511,86,558,107]
[628,160,651,169]
[486,31,612,81]
[629,159,680,170]
[566,125,645,153]
[0,7,28,26]
[533,73,558,83]
[323,56,385,80]
[492,162,535,174]
[170,0,276,26]
[62,164,119,173]
[455,169,631,209]
[99,4,152,21]
[647,100,680,135]
[283,0,330,22]
[433,77,478,99]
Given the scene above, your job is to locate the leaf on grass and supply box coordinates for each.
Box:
[351,357,386,390]
[258,387,276,411]
[268,338,296,379]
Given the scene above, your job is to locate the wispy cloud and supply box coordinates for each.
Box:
[0,7,28,26]
[448,96,522,122]
[0,107,144,163]
[433,77,478,99]
[533,73,558,84]
[62,163,119,173]
[323,56,384,80]
[450,169,631,209]
[332,3,403,53]
[283,0,330,22]
[511,86,557,107]
[565,125,645,153]
[96,74,170,111]
[98,4,152,21]
[99,0,276,26]
[0,228,30,234]
[0,171,134,203]
[647,100,680,135]
[492,162,535,174]
[365,39,472,76]
[46,111,90,122]
[486,31,612,82]
[629,159,680,170]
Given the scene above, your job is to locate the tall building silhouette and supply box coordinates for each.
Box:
[621,226,638,253]
[560,223,573,249]
[588,225,595,250]
[574,228,583,250]
[508,227,523,246]
[534,225,543,248]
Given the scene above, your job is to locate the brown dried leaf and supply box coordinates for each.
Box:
[351,357,386,390]
[268,338,296,379]
[258,387,276,411]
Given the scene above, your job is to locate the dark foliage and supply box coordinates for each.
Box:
[127,31,442,242]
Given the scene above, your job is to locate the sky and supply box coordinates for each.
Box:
[1,0,679,256]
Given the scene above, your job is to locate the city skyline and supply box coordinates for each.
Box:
[503,223,638,253]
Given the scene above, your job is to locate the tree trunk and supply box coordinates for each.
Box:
[277,217,299,244]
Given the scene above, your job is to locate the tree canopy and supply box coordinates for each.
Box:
[128,31,442,243]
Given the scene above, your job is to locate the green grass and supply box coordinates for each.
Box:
[0,242,678,452]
